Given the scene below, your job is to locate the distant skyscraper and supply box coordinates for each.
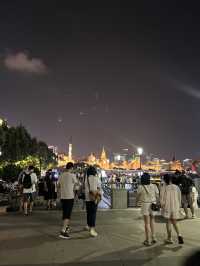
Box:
[68,137,73,161]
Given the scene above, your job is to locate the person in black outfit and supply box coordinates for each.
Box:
[44,169,57,210]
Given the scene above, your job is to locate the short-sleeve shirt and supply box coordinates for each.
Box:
[23,172,38,194]
[137,184,159,203]
[84,175,99,202]
[58,171,77,199]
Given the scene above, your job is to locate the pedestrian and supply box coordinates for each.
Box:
[136,173,159,246]
[22,165,38,216]
[18,170,25,212]
[179,174,194,219]
[84,166,101,237]
[190,181,198,218]
[160,174,184,244]
[58,162,77,239]
[44,169,57,210]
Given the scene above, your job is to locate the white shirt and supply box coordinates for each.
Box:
[84,175,99,202]
[160,184,181,211]
[58,171,77,199]
[23,172,38,194]
[137,184,159,203]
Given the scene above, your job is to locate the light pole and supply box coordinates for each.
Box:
[137,147,143,169]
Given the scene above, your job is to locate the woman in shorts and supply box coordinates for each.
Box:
[136,173,159,246]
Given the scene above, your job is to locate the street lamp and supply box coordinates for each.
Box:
[137,147,143,169]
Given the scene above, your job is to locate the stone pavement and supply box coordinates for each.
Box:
[0,209,200,266]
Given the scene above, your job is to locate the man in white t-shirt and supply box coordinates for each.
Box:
[58,162,77,239]
[22,165,38,216]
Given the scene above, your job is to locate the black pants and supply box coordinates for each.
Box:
[61,199,74,220]
[86,201,98,227]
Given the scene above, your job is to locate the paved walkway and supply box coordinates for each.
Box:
[0,209,200,266]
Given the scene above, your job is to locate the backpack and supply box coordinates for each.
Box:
[23,173,32,189]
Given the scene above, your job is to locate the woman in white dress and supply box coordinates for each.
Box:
[136,173,159,246]
[160,174,184,244]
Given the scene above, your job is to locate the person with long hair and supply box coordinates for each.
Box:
[84,166,101,237]
[136,173,159,246]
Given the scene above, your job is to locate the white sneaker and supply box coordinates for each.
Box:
[192,215,196,219]
[84,225,90,231]
[90,228,98,237]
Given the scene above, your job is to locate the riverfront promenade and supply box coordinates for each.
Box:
[0,209,200,266]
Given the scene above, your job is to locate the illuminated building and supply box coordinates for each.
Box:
[87,153,98,165]
[129,156,140,169]
[68,143,72,161]
[86,147,110,169]
[169,160,183,171]
[0,118,3,126]
[0,117,8,127]
[183,159,193,170]
[48,145,58,155]
[58,142,183,172]
[57,140,74,167]
[99,147,110,169]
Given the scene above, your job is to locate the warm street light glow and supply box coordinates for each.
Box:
[137,147,143,155]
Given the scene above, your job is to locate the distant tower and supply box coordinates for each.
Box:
[101,146,107,160]
[100,146,109,169]
[68,137,73,161]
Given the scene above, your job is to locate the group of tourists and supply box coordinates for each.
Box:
[136,171,199,246]
[17,164,199,245]
[18,162,101,239]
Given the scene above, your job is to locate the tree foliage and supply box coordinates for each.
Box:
[0,120,57,170]
[0,164,22,181]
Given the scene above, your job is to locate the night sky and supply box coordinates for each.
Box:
[1,1,200,160]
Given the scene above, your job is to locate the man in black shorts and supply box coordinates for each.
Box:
[58,162,77,239]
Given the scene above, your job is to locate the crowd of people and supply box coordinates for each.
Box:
[103,172,139,190]
[136,171,199,246]
[15,165,199,245]
[17,163,101,239]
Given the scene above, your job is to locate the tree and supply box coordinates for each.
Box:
[0,120,8,161]
[0,164,22,181]
[0,122,57,172]
[37,141,56,171]
[1,125,32,162]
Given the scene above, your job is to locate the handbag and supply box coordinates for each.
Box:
[151,202,160,212]
[143,185,160,212]
[87,176,102,205]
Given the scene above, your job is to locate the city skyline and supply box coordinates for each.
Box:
[1,2,200,159]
